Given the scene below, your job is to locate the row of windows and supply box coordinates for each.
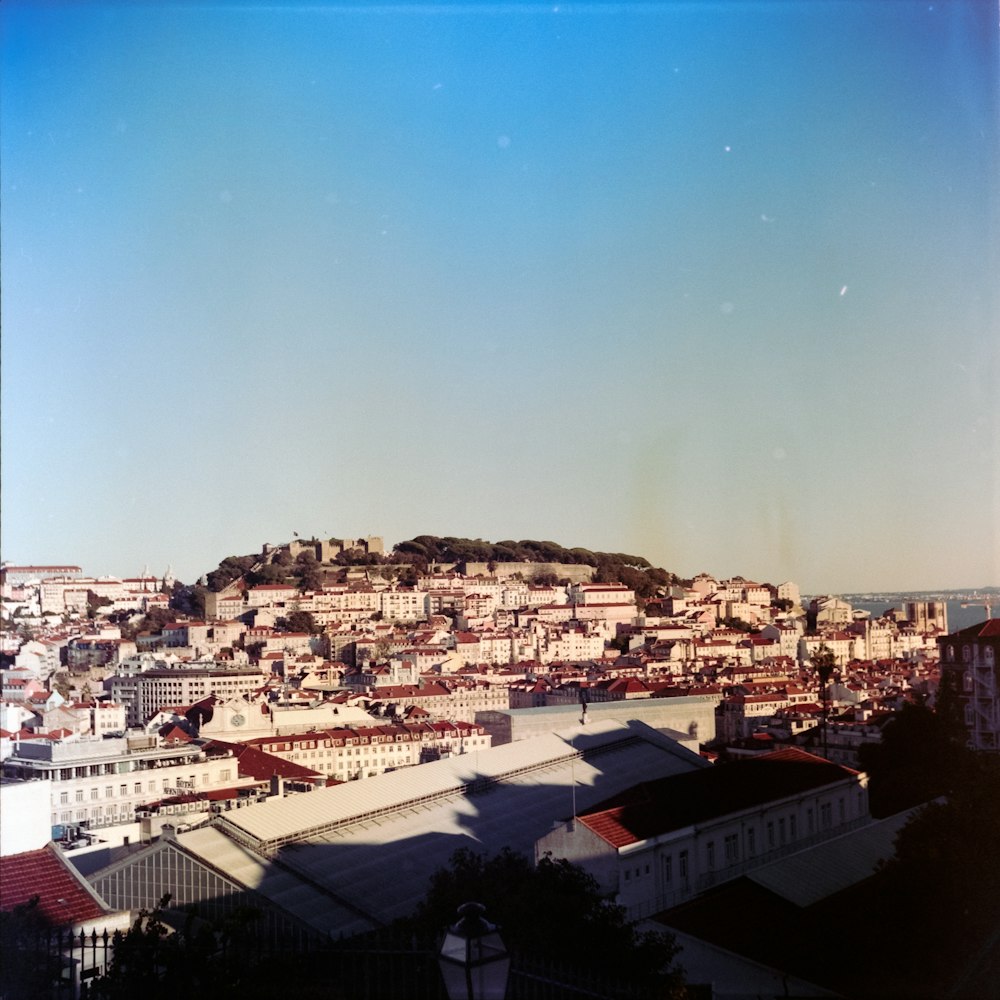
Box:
[57,771,223,805]
[946,644,997,665]
[281,737,485,761]
[623,795,855,887]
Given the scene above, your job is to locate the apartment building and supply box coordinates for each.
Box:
[38,576,163,615]
[799,632,860,667]
[379,588,429,623]
[67,636,138,669]
[569,583,637,606]
[40,701,127,738]
[2,734,246,830]
[108,663,266,726]
[939,618,1000,752]
[535,747,870,920]
[241,719,491,782]
[539,625,606,664]
[1,564,83,586]
[718,691,791,741]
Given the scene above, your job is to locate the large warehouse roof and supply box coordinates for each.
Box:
[215,718,704,853]
[173,826,363,934]
[132,720,709,935]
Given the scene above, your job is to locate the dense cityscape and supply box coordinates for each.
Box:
[3,3,997,998]
[1,536,998,999]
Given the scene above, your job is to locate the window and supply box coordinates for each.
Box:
[662,856,672,883]
[679,850,689,882]
[90,788,98,800]
[120,785,128,796]
[807,807,815,833]
[75,789,84,803]
[767,821,775,848]
[706,841,715,870]
[724,833,739,863]
[790,815,797,839]
[820,802,832,829]
[779,818,786,844]
[747,828,755,855]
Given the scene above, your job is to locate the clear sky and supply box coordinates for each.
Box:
[1,0,997,594]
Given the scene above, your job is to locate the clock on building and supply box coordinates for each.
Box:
[231,714,245,727]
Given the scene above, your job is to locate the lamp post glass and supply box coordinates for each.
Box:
[439,902,510,1000]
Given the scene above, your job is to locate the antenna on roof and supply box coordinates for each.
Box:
[570,757,577,830]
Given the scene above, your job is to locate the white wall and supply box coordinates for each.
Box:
[0,779,52,855]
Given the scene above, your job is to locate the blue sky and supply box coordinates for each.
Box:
[2,1,997,593]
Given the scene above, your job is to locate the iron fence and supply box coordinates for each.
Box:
[1,921,669,1000]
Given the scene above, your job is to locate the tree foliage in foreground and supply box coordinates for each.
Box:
[405,847,688,997]
[848,682,1000,994]
[858,676,969,818]
[88,896,263,999]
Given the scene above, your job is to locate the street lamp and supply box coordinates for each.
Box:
[814,645,836,760]
[438,901,510,1000]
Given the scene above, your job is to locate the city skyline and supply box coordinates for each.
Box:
[2,1,998,594]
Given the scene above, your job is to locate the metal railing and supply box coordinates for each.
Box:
[0,925,114,1000]
[0,921,661,1000]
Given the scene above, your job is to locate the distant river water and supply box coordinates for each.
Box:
[849,599,992,634]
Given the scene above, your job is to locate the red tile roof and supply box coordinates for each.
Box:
[949,619,1000,639]
[201,739,324,782]
[0,844,108,927]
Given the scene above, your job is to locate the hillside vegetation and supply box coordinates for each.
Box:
[196,535,680,602]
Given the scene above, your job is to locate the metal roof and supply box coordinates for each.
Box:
[746,808,915,907]
[175,826,372,936]
[215,718,700,852]
[480,694,717,720]
[163,720,708,930]
[262,723,706,924]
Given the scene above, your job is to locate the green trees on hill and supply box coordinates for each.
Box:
[393,535,661,571]
[204,555,256,592]
[392,535,678,600]
[195,535,680,601]
[276,610,319,635]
